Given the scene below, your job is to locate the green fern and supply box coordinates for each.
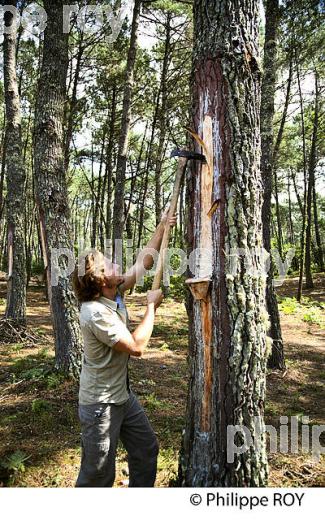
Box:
[1,450,31,473]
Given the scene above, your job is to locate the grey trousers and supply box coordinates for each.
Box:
[75,390,159,487]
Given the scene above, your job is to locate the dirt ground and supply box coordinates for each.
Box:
[0,273,324,487]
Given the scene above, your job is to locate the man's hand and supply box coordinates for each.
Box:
[160,207,177,228]
[147,289,164,310]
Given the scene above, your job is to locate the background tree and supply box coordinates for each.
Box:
[261,0,285,370]
[2,0,27,325]
[112,0,141,259]
[33,0,82,376]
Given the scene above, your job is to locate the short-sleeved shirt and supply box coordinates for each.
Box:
[78,293,131,405]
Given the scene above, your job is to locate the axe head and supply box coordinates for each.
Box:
[171,148,207,163]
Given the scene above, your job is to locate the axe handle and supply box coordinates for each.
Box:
[151,156,188,291]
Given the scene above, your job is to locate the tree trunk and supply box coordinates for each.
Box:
[260,0,285,371]
[273,55,293,163]
[296,48,308,302]
[112,0,141,257]
[105,85,117,243]
[0,120,5,219]
[154,12,171,225]
[64,34,84,171]
[33,0,82,377]
[3,1,27,325]
[179,0,269,487]
[287,171,294,245]
[304,71,319,289]
[273,169,283,259]
[313,174,324,272]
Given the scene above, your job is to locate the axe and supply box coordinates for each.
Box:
[151,149,206,291]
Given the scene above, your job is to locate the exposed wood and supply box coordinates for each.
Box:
[180,0,269,487]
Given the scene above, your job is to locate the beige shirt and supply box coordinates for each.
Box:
[78,294,131,405]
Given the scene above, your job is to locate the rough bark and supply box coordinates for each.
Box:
[33,0,82,376]
[179,0,269,487]
[260,0,285,370]
[3,0,27,324]
[112,0,141,256]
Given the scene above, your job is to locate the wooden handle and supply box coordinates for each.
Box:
[151,157,188,290]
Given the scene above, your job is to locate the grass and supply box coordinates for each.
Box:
[277,295,325,328]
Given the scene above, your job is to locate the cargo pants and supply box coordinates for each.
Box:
[75,390,159,487]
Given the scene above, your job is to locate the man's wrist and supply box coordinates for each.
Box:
[147,302,157,314]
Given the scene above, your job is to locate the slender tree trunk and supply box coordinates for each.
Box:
[260,0,285,370]
[64,35,84,171]
[0,119,6,218]
[154,12,171,225]
[105,85,117,243]
[137,94,160,250]
[3,1,27,325]
[33,0,82,376]
[287,171,294,245]
[313,175,324,272]
[291,168,303,215]
[296,48,308,302]
[272,54,293,261]
[273,55,293,163]
[112,0,141,257]
[304,71,319,289]
[273,170,283,259]
[179,0,268,487]
[92,130,106,248]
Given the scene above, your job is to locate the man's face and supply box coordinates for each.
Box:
[103,258,125,289]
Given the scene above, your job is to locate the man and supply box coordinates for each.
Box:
[73,210,176,487]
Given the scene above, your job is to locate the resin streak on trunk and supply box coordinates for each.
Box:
[180,0,269,487]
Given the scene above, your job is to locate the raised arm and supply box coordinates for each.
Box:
[118,209,177,293]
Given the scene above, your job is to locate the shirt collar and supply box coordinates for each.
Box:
[96,295,118,311]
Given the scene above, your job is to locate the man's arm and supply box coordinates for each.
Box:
[119,210,176,293]
[112,289,163,357]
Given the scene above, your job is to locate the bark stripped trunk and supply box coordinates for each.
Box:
[33,0,82,376]
[179,0,269,487]
[112,0,141,257]
[260,0,285,370]
[3,1,27,324]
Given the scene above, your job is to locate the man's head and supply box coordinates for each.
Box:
[72,251,124,303]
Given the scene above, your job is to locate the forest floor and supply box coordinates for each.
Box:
[0,273,324,487]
